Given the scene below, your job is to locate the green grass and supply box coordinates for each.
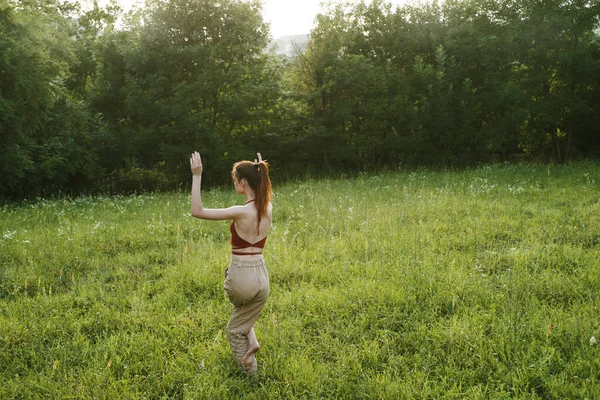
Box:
[1,162,599,399]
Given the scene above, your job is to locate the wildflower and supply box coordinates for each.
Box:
[591,336,599,345]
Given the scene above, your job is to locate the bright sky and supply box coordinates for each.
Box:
[92,0,410,38]
[263,0,409,38]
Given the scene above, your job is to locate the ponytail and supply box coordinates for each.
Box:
[232,159,272,234]
[254,161,271,234]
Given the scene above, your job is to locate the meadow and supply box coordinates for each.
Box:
[1,162,599,399]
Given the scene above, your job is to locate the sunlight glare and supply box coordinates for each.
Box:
[91,0,412,38]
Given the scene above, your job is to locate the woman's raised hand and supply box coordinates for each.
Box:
[190,151,203,176]
[254,153,263,164]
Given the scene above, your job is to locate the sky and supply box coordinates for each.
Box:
[262,0,409,38]
[92,0,410,38]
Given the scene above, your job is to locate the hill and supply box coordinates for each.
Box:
[269,34,310,57]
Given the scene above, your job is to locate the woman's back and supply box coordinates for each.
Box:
[232,202,272,251]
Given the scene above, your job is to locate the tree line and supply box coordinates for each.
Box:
[1,0,599,199]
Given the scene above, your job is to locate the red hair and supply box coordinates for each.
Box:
[232,159,272,234]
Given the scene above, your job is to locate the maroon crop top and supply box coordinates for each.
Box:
[230,221,267,249]
[230,200,267,252]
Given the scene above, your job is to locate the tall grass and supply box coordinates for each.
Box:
[1,162,599,398]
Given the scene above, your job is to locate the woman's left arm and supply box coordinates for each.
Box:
[190,151,244,220]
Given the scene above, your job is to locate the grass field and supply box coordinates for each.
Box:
[1,162,599,399]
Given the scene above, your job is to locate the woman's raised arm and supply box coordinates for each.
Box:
[190,151,244,220]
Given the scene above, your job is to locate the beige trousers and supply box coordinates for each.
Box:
[224,254,270,376]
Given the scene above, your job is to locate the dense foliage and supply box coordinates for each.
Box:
[1,0,599,198]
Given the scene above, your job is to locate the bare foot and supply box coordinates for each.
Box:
[241,354,256,371]
[241,354,257,376]
[241,341,260,368]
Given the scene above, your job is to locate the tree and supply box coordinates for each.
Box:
[1,1,74,196]
[0,0,109,197]
[510,0,600,163]
[117,0,278,185]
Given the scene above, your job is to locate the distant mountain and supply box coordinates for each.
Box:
[269,34,310,57]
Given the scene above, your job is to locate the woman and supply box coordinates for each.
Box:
[190,151,272,376]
